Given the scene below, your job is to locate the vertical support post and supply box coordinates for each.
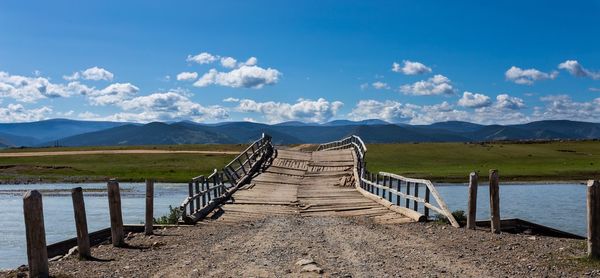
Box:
[375,174,380,196]
[587,180,600,258]
[396,180,401,206]
[145,179,154,236]
[194,180,200,209]
[23,190,49,278]
[413,183,419,211]
[466,172,478,230]
[71,187,91,259]
[424,186,431,219]
[489,170,501,234]
[405,182,411,208]
[382,175,387,200]
[188,181,194,214]
[202,177,207,207]
[107,180,124,247]
[213,174,219,197]
[206,179,212,202]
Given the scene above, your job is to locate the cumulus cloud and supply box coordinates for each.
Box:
[220,57,237,68]
[176,72,198,81]
[458,91,492,108]
[223,97,240,102]
[558,60,600,80]
[533,95,600,122]
[64,67,114,81]
[194,65,281,89]
[505,66,558,85]
[0,71,92,102]
[186,52,218,64]
[245,57,258,66]
[115,91,228,122]
[86,83,139,106]
[392,60,432,75]
[236,98,343,123]
[399,74,455,96]
[371,81,390,90]
[0,103,52,123]
[495,94,525,110]
[348,100,417,123]
[590,87,600,92]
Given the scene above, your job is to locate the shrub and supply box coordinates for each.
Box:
[153,205,182,225]
[433,210,467,227]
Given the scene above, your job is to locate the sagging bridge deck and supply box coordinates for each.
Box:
[180,135,458,227]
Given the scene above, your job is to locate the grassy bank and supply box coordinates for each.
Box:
[0,153,237,183]
[1,141,599,183]
[366,141,600,182]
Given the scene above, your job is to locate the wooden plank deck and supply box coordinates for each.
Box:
[207,149,412,224]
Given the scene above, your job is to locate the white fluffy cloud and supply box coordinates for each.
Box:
[223,97,240,102]
[458,91,492,108]
[0,71,92,102]
[86,83,139,106]
[558,60,600,80]
[372,81,390,90]
[114,91,228,122]
[220,57,237,68]
[186,52,218,64]
[495,94,525,110]
[176,72,198,81]
[236,98,343,123]
[399,74,455,96]
[392,60,432,75]
[194,65,281,89]
[505,66,558,85]
[349,95,530,125]
[64,67,114,81]
[533,95,600,122]
[0,103,52,123]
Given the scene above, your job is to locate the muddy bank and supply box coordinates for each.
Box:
[3,215,599,277]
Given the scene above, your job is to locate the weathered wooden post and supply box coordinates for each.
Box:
[107,179,124,247]
[71,187,91,259]
[587,180,600,258]
[489,170,501,234]
[23,190,49,278]
[467,172,478,230]
[145,179,154,236]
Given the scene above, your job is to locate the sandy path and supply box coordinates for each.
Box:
[0,150,240,157]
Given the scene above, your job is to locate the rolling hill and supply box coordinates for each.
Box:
[0,119,597,147]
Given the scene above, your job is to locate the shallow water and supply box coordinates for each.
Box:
[0,183,187,270]
[0,182,588,269]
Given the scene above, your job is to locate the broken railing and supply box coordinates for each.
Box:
[179,133,274,224]
[317,135,459,227]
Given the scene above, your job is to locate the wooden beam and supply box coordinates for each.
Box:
[588,180,600,258]
[145,179,154,236]
[71,187,91,259]
[489,170,501,234]
[23,190,49,278]
[107,180,124,247]
[467,172,478,230]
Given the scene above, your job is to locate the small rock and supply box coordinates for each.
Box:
[295,258,315,266]
[301,264,323,274]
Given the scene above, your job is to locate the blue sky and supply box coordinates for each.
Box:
[0,0,599,124]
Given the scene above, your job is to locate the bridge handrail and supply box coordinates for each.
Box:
[317,135,459,228]
[179,133,274,223]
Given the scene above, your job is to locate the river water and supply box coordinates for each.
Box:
[0,182,587,269]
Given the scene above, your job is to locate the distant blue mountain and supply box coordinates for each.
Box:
[1,119,599,147]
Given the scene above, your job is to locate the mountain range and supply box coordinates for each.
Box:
[0,119,599,148]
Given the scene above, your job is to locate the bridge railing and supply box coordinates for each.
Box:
[317,135,459,227]
[179,133,274,223]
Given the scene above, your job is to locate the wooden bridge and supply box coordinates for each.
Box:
[180,134,459,227]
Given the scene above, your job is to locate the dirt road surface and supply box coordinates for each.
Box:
[5,214,594,278]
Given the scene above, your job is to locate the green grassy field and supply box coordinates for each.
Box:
[1,141,599,183]
[366,141,600,182]
[0,144,248,153]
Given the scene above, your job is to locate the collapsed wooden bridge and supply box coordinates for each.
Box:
[180,134,459,227]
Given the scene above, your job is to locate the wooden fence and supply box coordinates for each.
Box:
[317,135,459,227]
[179,133,274,223]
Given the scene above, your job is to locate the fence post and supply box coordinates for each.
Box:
[467,172,478,230]
[107,179,124,247]
[145,179,154,236]
[588,180,600,258]
[23,190,49,278]
[71,187,91,259]
[489,170,501,234]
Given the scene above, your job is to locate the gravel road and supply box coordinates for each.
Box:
[4,214,598,277]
